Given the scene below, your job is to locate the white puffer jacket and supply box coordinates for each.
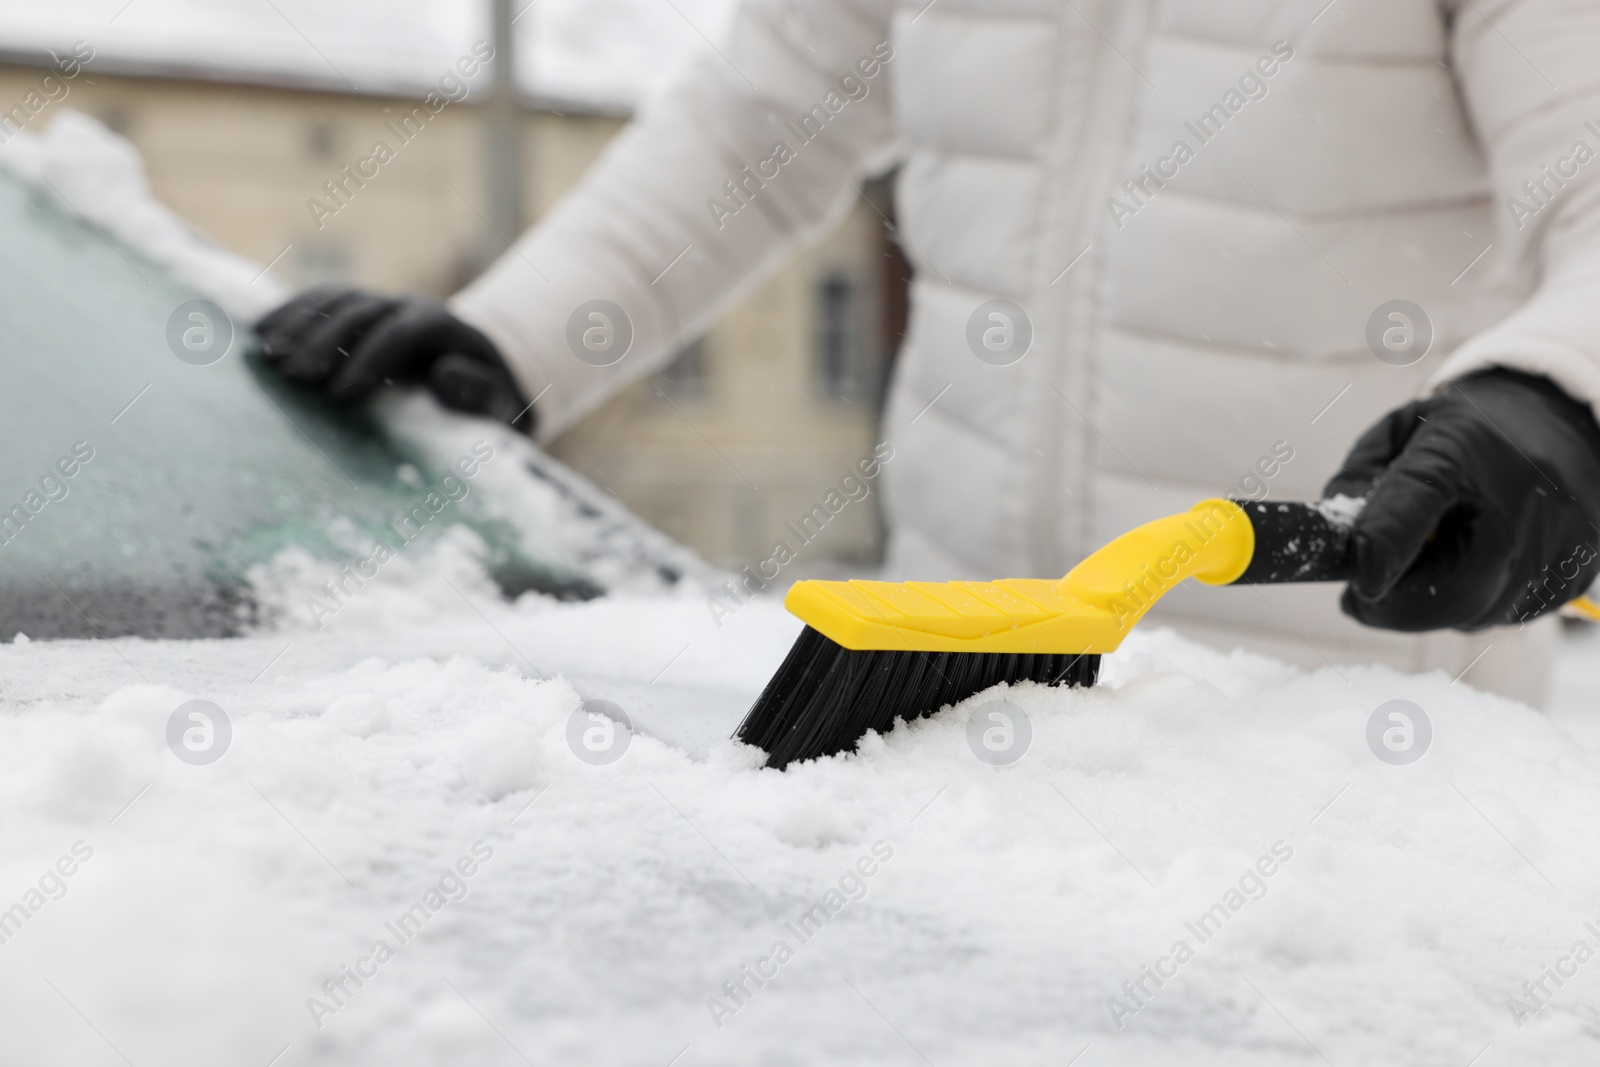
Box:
[454,0,1600,702]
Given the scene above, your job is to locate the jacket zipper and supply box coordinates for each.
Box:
[1031,0,1150,576]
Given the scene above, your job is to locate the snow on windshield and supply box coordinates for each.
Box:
[0,112,713,641]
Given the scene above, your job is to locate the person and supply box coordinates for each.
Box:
[254,0,1600,706]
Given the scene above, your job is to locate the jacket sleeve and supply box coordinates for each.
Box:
[450,0,900,440]
[1431,0,1600,417]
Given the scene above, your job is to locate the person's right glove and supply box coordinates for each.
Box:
[254,286,533,431]
[1324,368,1600,631]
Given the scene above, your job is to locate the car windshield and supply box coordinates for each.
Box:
[0,165,704,639]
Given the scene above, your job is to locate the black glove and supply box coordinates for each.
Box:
[255,287,534,431]
[1325,368,1600,631]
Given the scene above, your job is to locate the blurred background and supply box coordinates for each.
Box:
[0,0,908,573]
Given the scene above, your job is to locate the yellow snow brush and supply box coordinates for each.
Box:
[735,498,1351,768]
[737,496,1600,768]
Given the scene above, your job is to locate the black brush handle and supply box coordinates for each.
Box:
[1229,499,1354,585]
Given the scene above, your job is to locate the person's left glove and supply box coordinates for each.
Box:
[255,286,533,431]
[1325,368,1600,632]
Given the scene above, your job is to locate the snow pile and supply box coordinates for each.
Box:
[530,0,736,111]
[4,597,1600,1066]
[0,0,738,112]
[0,110,289,320]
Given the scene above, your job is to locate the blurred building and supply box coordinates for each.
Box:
[0,24,904,572]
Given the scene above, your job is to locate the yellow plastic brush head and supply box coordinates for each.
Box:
[738,497,1358,768]
[783,498,1256,655]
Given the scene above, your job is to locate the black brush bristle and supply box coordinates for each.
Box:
[734,626,1100,769]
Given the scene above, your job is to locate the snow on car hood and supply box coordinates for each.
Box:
[2,619,1595,1065]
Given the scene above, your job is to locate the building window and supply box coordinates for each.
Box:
[291,241,353,287]
[815,270,883,406]
[97,107,134,138]
[306,120,339,160]
[655,338,708,400]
